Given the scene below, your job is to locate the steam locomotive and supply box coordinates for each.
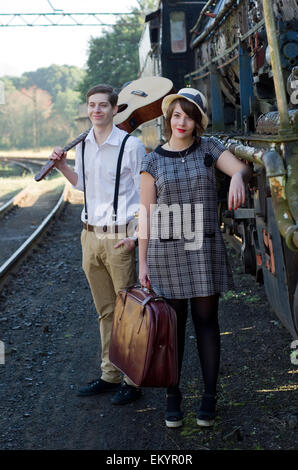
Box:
[139,0,298,338]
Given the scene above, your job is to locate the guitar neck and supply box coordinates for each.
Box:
[35,77,174,182]
[62,128,91,152]
[34,128,91,181]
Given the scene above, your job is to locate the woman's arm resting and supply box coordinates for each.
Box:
[139,172,156,288]
[215,150,252,210]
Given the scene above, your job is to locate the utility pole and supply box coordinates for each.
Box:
[0,80,5,105]
[20,87,40,152]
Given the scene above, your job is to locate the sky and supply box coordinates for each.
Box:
[0,0,141,77]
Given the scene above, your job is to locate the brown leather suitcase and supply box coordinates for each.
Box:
[109,286,178,387]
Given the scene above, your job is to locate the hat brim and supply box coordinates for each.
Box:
[161,93,208,130]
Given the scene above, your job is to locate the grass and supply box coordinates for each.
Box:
[0,171,66,207]
[0,164,64,204]
[0,147,72,204]
[0,162,28,179]
[0,147,75,160]
[0,174,34,203]
[221,290,261,303]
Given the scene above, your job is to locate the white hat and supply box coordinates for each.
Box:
[161,87,208,130]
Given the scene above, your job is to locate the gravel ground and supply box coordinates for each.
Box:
[0,194,297,453]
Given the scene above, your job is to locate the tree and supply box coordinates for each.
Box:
[0,87,52,150]
[22,64,85,101]
[0,65,85,149]
[0,77,17,95]
[78,0,158,99]
[0,1,159,150]
[52,89,81,138]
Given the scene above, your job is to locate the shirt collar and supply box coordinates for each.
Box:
[86,124,122,147]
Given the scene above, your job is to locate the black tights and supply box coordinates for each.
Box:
[167,294,220,396]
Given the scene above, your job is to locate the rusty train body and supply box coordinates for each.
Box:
[139,0,298,338]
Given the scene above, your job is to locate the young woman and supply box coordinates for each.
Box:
[138,88,251,428]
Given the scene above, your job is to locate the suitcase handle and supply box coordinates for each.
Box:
[118,286,150,321]
[122,284,166,304]
[124,283,158,296]
[125,283,150,291]
[118,284,167,323]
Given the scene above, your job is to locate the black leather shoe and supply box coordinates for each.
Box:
[196,393,217,427]
[77,378,121,397]
[111,383,142,405]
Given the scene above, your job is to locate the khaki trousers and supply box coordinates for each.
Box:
[81,229,137,384]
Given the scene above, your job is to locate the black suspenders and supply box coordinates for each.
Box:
[112,133,130,223]
[81,133,130,226]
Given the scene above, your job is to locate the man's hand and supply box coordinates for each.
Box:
[49,147,67,170]
[114,237,136,252]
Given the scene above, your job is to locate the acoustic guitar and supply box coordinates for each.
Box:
[34,76,174,181]
[114,76,174,132]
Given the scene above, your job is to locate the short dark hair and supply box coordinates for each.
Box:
[164,98,204,141]
[86,84,118,107]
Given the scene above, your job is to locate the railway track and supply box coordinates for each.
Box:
[0,158,69,291]
[0,158,61,215]
[0,160,35,219]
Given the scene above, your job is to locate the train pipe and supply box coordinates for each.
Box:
[261,1,298,250]
[190,0,214,36]
[262,148,298,252]
[226,141,298,252]
[190,0,237,49]
[262,0,291,135]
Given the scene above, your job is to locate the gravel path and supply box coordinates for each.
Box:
[0,193,297,451]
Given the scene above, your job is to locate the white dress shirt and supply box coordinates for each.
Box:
[73,125,145,227]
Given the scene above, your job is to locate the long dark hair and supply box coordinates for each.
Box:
[164,98,204,141]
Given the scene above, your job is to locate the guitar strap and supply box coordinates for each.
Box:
[81,133,130,227]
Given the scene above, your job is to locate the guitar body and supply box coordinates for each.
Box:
[114,77,174,133]
[35,76,174,181]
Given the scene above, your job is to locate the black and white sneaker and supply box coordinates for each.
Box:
[196,393,217,427]
[165,389,183,428]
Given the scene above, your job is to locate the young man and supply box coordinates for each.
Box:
[50,84,145,405]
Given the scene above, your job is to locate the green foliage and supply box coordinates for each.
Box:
[0,0,158,149]
[22,64,85,101]
[78,13,142,98]
[0,77,17,94]
[0,65,84,149]
[78,0,158,99]
[53,89,81,131]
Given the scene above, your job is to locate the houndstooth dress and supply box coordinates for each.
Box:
[140,136,234,299]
